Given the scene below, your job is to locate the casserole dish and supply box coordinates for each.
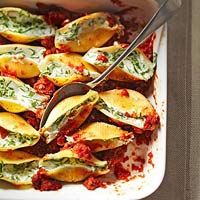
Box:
[0,0,167,199]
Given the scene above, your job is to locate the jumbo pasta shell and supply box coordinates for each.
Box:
[83,44,155,82]
[95,89,157,130]
[40,90,99,143]
[0,150,39,185]
[0,76,48,113]
[69,122,133,152]
[0,44,45,78]
[39,149,108,182]
[39,53,99,86]
[0,7,55,43]
[55,12,123,52]
[0,112,40,151]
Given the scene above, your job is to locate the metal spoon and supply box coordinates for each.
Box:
[40,0,181,128]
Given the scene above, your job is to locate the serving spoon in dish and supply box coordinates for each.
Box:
[40,0,181,128]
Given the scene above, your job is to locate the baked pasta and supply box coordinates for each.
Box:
[0,5,160,192]
[0,7,55,43]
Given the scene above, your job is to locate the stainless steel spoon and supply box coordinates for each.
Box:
[40,0,181,128]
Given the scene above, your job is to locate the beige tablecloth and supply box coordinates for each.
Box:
[145,0,200,199]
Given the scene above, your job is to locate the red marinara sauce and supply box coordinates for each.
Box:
[120,89,130,97]
[73,143,92,161]
[0,126,9,139]
[0,67,17,78]
[148,151,154,167]
[41,36,55,49]
[83,176,106,190]
[138,33,156,61]
[97,54,108,63]
[114,163,130,180]
[22,111,40,130]
[144,113,160,131]
[44,11,67,26]
[34,77,55,96]
[32,168,62,191]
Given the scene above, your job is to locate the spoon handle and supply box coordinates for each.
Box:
[87,0,179,88]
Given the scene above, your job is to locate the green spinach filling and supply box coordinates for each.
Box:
[41,157,106,171]
[45,95,97,139]
[0,77,47,110]
[0,9,55,36]
[0,132,37,148]
[84,48,156,81]
[41,61,98,79]
[0,46,45,63]
[0,160,39,183]
[96,98,145,127]
[41,62,75,77]
[56,16,106,42]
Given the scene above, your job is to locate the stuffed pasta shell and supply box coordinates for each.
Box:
[39,149,108,182]
[0,7,55,43]
[0,76,48,113]
[0,150,39,185]
[39,53,99,86]
[55,12,123,52]
[95,89,159,131]
[83,44,155,82]
[67,122,134,152]
[0,112,40,151]
[41,90,99,143]
[0,44,45,78]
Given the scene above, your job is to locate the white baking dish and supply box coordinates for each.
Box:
[0,0,167,199]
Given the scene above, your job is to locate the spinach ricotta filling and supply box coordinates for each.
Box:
[40,157,106,172]
[56,16,107,42]
[0,46,45,64]
[0,77,47,111]
[96,98,145,128]
[0,132,38,149]
[84,48,156,81]
[0,8,55,36]
[0,160,39,183]
[44,95,97,140]
[41,61,98,79]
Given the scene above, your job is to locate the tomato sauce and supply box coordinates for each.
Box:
[114,163,130,180]
[32,168,62,191]
[138,33,156,61]
[120,89,129,97]
[83,176,106,190]
[22,111,40,130]
[148,151,154,167]
[34,77,55,96]
[22,139,60,157]
[97,54,108,62]
[44,11,67,26]
[135,131,153,146]
[0,126,9,139]
[0,67,17,78]
[73,143,92,161]
[41,36,55,49]
[144,113,160,131]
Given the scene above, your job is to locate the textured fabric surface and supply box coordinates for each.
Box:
[144,0,192,199]
[190,0,200,199]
